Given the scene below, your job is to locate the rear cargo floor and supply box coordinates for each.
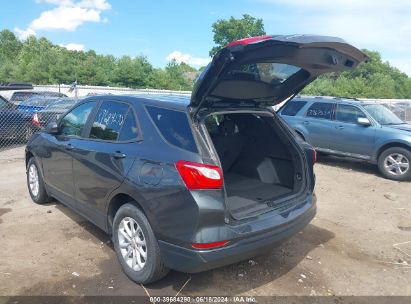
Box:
[225,172,292,218]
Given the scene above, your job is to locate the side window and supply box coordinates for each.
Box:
[60,101,96,137]
[146,106,198,153]
[306,102,333,120]
[0,96,10,109]
[89,101,129,141]
[281,100,307,116]
[336,104,366,124]
[118,111,139,141]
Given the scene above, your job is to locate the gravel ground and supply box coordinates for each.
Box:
[0,146,410,297]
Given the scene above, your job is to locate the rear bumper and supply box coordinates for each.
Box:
[159,193,316,273]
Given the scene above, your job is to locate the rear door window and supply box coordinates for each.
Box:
[306,102,334,120]
[89,101,129,141]
[146,106,198,153]
[118,111,140,141]
[281,100,307,116]
[336,104,366,124]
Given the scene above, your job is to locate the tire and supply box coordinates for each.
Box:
[113,203,169,284]
[378,147,411,181]
[26,157,52,203]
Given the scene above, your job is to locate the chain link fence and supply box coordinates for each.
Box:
[360,98,411,124]
[0,85,410,153]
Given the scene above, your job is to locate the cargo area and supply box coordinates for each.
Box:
[205,112,305,219]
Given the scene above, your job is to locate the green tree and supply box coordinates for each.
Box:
[209,14,265,56]
[303,49,411,98]
[0,30,22,82]
[112,55,153,88]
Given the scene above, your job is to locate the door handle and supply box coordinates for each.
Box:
[336,126,344,130]
[65,144,74,150]
[303,121,310,125]
[111,151,127,159]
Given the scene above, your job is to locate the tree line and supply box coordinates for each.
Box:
[1,13,411,99]
[0,29,196,91]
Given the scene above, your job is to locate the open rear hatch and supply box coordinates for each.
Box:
[190,35,367,219]
[190,34,368,113]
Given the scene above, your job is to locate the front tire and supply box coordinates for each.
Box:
[378,147,411,181]
[113,203,169,284]
[26,157,51,203]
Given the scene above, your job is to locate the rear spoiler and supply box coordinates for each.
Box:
[0,83,33,91]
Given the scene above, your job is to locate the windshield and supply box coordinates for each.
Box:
[45,98,78,110]
[19,97,58,107]
[363,104,404,125]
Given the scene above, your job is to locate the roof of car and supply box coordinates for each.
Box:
[292,95,373,106]
[84,94,191,111]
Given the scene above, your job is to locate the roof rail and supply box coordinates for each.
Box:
[332,96,359,101]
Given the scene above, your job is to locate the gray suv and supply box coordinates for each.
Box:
[279,96,411,181]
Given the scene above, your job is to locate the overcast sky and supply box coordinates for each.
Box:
[1,0,410,75]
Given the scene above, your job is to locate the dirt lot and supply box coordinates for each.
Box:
[0,146,410,298]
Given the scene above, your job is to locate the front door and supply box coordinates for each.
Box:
[328,104,376,158]
[41,101,97,203]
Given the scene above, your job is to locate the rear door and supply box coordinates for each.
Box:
[302,101,336,149]
[190,35,368,113]
[72,100,142,227]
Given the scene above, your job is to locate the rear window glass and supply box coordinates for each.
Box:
[146,106,197,153]
[229,63,301,84]
[19,97,57,107]
[90,101,129,141]
[306,102,333,120]
[10,92,36,102]
[281,100,307,116]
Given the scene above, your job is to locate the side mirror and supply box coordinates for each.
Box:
[357,117,371,126]
[46,122,59,134]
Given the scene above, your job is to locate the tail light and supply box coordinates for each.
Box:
[32,113,40,127]
[175,160,223,190]
[192,241,229,250]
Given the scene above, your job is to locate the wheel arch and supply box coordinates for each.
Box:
[376,142,411,161]
[25,150,34,167]
[106,193,146,236]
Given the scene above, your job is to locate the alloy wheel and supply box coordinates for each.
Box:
[28,164,39,197]
[383,153,410,176]
[118,217,147,271]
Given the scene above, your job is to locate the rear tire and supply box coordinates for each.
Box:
[26,157,52,203]
[113,203,169,284]
[378,147,411,181]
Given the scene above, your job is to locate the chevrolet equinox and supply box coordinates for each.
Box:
[25,35,367,283]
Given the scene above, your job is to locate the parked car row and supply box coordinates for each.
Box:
[0,90,77,147]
